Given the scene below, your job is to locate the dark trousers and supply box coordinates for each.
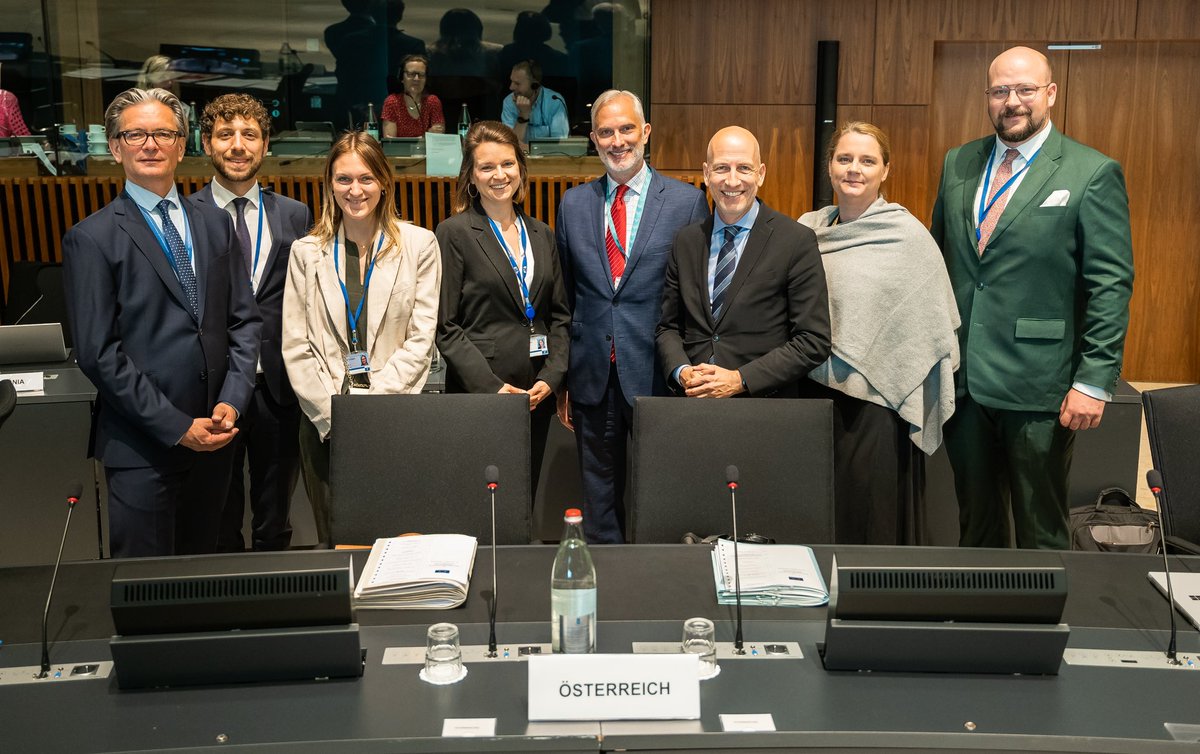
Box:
[298,413,333,547]
[530,398,553,503]
[944,393,1074,550]
[106,448,235,558]
[218,379,301,552]
[572,363,632,544]
[800,380,922,545]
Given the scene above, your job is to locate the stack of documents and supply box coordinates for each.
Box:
[354,534,478,609]
[711,539,829,607]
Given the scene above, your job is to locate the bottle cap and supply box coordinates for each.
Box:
[564,508,582,523]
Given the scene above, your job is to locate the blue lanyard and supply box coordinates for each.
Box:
[486,215,535,322]
[137,198,194,275]
[976,146,1040,240]
[333,232,383,351]
[249,185,265,281]
[604,174,647,259]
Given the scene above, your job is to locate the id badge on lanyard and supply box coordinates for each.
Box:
[335,233,384,375]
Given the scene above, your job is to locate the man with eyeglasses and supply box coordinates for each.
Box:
[61,88,261,558]
[194,93,312,553]
[656,126,830,401]
[931,46,1134,550]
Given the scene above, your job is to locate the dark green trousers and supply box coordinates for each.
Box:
[944,394,1075,550]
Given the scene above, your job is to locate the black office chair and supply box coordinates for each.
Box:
[0,379,16,430]
[329,393,532,546]
[630,397,835,544]
[1142,384,1200,555]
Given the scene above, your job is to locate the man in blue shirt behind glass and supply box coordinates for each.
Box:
[501,60,568,145]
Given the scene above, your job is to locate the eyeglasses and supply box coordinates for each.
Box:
[117,129,183,147]
[403,71,426,79]
[985,84,1051,101]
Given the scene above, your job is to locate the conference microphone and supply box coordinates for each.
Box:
[12,293,45,325]
[485,464,500,658]
[39,483,82,678]
[726,465,745,654]
[1147,470,1181,665]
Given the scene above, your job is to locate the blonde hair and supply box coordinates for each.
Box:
[313,131,406,258]
[825,121,891,166]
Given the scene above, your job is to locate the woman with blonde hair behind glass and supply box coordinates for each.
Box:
[435,121,569,499]
[797,121,959,545]
[283,131,441,545]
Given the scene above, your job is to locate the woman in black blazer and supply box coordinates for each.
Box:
[435,121,570,499]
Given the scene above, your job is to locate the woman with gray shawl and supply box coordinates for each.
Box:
[797,122,959,545]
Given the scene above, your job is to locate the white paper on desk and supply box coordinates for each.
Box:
[425,133,463,177]
[711,539,828,606]
[361,533,476,587]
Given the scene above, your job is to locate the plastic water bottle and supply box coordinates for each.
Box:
[551,508,596,653]
[187,102,201,156]
[457,104,471,140]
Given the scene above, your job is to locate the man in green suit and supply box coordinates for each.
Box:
[931,46,1134,550]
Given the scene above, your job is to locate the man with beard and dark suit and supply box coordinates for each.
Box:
[931,46,1134,550]
[197,93,313,552]
[657,126,830,401]
[62,88,261,557]
[555,89,708,543]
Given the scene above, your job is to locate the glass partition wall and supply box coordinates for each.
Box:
[1,0,648,140]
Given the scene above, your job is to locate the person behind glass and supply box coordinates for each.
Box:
[0,88,30,137]
[796,122,960,545]
[502,60,569,145]
[381,55,445,138]
[282,132,441,546]
[435,121,570,500]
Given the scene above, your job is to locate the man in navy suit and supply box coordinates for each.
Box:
[62,88,261,558]
[555,89,709,543]
[196,94,313,552]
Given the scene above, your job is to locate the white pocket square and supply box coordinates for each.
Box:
[1040,189,1070,207]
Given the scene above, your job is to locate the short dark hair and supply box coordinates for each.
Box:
[200,93,272,139]
[512,59,542,85]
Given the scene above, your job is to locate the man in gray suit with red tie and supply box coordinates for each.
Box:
[555,89,708,543]
[195,94,313,552]
[62,88,261,558]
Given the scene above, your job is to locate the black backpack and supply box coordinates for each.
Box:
[1069,487,1161,553]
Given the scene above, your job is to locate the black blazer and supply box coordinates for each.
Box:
[192,183,313,405]
[435,203,570,394]
[62,191,262,469]
[656,201,831,398]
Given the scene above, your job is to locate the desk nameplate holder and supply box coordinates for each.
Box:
[382,641,802,665]
[0,661,113,686]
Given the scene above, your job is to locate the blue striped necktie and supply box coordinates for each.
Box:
[711,225,739,319]
[156,199,198,316]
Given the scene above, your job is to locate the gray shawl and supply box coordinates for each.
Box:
[797,198,960,455]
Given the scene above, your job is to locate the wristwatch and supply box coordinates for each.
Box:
[517,116,529,124]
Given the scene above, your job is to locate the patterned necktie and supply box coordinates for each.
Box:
[155,199,198,316]
[606,183,629,285]
[977,148,1020,256]
[232,196,253,275]
[606,183,629,362]
[711,226,739,319]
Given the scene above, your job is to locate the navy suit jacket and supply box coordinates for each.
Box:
[192,183,312,405]
[555,168,708,407]
[656,202,832,398]
[62,190,262,470]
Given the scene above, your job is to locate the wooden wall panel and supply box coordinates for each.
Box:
[651,0,876,105]
[1136,0,1200,39]
[1066,41,1200,382]
[869,106,932,222]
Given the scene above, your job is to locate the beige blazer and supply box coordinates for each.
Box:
[283,220,442,439]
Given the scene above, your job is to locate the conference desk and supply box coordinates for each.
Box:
[1,545,1198,752]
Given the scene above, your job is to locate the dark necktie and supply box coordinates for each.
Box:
[232,196,253,274]
[606,183,629,361]
[155,199,198,316]
[711,226,739,319]
[977,148,1020,256]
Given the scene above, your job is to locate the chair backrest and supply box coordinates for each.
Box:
[630,397,835,544]
[0,379,16,429]
[1142,384,1200,544]
[329,393,532,546]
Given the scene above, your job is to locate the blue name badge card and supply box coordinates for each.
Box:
[425,133,464,177]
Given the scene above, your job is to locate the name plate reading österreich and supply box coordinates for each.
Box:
[528,654,700,721]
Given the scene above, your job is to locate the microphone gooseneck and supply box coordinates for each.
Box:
[485,465,499,657]
[40,484,83,678]
[1147,469,1180,665]
[726,465,744,654]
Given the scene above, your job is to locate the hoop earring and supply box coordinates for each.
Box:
[467,182,479,198]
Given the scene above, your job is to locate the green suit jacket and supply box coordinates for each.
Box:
[931,126,1134,413]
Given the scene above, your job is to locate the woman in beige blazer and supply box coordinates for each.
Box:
[283,131,441,545]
